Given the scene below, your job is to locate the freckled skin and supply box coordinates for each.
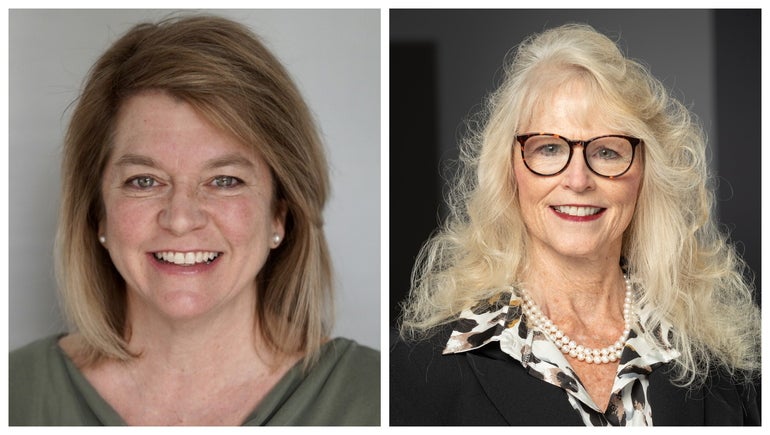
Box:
[512,84,644,411]
[513,86,643,263]
[100,91,285,322]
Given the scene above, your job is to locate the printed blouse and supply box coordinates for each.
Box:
[443,290,680,426]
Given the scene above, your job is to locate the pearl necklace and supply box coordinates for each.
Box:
[519,274,634,365]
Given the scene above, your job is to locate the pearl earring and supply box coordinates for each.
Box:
[98,235,106,244]
[271,234,281,246]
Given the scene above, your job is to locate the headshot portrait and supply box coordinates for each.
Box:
[390,9,760,426]
[9,9,380,426]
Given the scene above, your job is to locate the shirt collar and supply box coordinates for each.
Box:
[443,289,519,354]
[443,289,679,367]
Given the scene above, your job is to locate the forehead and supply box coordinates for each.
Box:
[522,79,613,133]
[111,91,263,167]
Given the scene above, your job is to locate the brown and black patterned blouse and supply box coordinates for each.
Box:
[443,289,679,426]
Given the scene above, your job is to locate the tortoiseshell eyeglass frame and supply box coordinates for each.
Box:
[515,132,642,179]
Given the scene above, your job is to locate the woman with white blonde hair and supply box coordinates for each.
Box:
[391,23,759,426]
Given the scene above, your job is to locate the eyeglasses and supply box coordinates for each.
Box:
[515,133,642,178]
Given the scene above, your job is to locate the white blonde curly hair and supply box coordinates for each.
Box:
[400,23,760,387]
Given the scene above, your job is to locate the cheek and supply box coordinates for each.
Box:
[513,167,547,211]
[208,195,273,243]
[610,177,643,228]
[513,154,536,196]
[102,195,156,240]
[620,169,643,207]
[624,187,642,220]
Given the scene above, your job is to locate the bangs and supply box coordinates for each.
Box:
[517,63,640,137]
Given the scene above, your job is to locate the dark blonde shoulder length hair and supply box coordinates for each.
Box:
[401,24,760,387]
[56,15,332,367]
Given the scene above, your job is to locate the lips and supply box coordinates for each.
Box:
[551,205,604,217]
[153,251,221,266]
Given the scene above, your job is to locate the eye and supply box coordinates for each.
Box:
[127,176,157,189]
[534,143,567,156]
[593,147,621,160]
[211,175,243,188]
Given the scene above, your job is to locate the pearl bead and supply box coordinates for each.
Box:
[520,272,635,365]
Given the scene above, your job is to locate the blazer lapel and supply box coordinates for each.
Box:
[465,345,583,425]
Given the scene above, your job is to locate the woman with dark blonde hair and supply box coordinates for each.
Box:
[10,14,378,426]
[391,23,759,426]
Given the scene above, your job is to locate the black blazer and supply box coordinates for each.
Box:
[390,327,760,425]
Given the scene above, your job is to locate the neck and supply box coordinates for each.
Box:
[122,288,280,377]
[521,243,627,326]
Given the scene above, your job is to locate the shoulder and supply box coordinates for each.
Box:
[699,367,760,425]
[390,325,452,374]
[288,337,380,425]
[648,363,761,425]
[323,337,379,366]
[390,325,581,425]
[316,337,380,389]
[10,335,64,385]
[391,324,481,383]
[390,325,479,424]
[9,335,76,425]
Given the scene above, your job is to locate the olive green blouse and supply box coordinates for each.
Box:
[9,335,380,426]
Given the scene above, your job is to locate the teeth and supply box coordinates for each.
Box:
[554,206,602,217]
[154,251,220,266]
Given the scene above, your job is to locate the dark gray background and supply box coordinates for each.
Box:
[390,9,760,324]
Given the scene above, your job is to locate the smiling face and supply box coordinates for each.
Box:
[100,91,285,322]
[513,83,643,262]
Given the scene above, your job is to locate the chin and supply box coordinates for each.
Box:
[156,291,220,320]
[552,242,606,259]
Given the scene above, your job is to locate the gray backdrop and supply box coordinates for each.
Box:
[9,9,380,351]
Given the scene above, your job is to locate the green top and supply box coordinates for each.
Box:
[9,335,380,426]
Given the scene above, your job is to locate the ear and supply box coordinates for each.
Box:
[97,220,106,245]
[271,199,288,242]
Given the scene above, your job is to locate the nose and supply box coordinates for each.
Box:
[561,145,596,192]
[158,184,208,235]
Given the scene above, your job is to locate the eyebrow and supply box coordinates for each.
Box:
[114,154,158,168]
[203,153,256,170]
[113,153,256,170]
